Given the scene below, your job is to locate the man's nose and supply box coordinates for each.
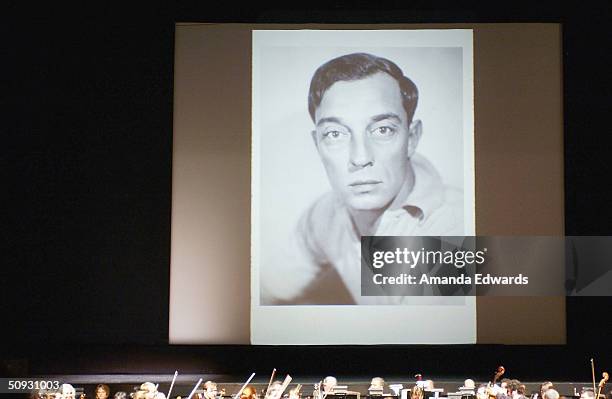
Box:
[349,134,374,169]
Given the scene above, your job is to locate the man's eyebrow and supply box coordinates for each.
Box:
[316,116,346,127]
[369,113,402,124]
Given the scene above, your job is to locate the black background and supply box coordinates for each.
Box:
[3,1,612,381]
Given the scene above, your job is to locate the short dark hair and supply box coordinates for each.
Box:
[308,53,419,123]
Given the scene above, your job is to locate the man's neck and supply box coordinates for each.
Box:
[349,208,385,236]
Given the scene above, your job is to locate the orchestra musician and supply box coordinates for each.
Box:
[370,378,385,389]
[313,377,337,399]
[477,383,490,399]
[410,386,424,399]
[96,385,111,399]
[61,384,77,399]
[459,379,476,394]
[35,375,607,399]
[580,389,595,399]
[496,380,511,399]
[323,377,338,394]
[369,377,385,394]
[505,380,521,399]
[532,382,554,399]
[542,389,559,399]
[202,381,218,399]
[240,386,259,399]
[265,381,284,399]
[133,382,166,399]
[323,377,338,393]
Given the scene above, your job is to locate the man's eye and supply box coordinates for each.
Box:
[371,126,396,137]
[322,130,348,141]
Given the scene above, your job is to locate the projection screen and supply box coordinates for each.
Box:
[169,23,565,345]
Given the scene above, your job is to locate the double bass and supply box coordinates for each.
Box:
[487,366,506,399]
[596,372,608,399]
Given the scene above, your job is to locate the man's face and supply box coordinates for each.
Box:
[313,72,419,211]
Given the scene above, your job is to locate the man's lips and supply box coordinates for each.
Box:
[349,180,382,187]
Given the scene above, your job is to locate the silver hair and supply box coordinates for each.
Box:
[544,389,560,399]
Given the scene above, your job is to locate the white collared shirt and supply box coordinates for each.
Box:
[261,153,465,305]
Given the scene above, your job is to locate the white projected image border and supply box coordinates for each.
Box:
[251,29,475,344]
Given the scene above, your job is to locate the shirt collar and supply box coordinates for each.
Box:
[400,153,445,221]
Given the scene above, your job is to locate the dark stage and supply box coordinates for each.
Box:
[3,3,612,399]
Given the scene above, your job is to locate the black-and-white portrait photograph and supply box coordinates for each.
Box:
[252,30,475,314]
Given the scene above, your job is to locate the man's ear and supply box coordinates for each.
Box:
[311,130,319,150]
[407,119,422,158]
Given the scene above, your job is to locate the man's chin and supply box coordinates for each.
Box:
[344,194,390,212]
